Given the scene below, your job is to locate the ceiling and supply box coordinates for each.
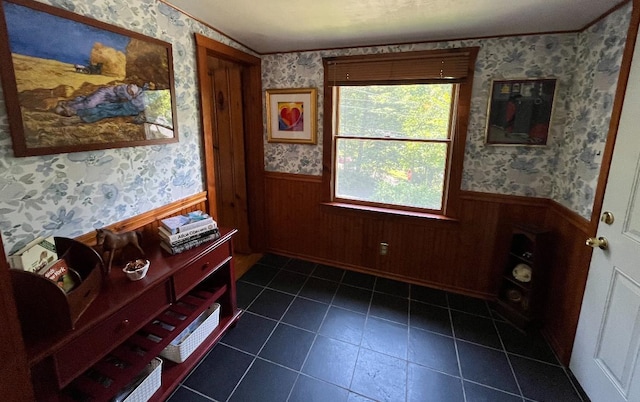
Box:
[162,0,626,54]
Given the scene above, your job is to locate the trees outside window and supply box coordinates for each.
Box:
[335,84,454,211]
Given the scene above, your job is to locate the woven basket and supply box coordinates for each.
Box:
[122,357,162,402]
[160,303,220,363]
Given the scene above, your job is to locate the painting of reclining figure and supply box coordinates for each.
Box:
[0,0,178,157]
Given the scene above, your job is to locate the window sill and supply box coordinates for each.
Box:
[320,202,460,223]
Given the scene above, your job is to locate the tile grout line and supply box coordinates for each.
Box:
[179,276,270,401]
[226,264,398,401]
[224,270,283,402]
[489,302,526,402]
[561,365,588,402]
[447,292,469,402]
[218,338,357,394]
[344,274,376,397]
[211,259,583,402]
[535,328,588,402]
[462,378,527,400]
[179,384,219,401]
[260,262,319,402]
[285,264,342,401]
[227,262,302,402]
[223,336,258,401]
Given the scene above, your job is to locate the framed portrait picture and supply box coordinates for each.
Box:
[485,78,557,146]
[266,88,317,144]
[0,0,178,157]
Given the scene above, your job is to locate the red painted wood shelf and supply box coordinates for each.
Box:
[23,228,240,401]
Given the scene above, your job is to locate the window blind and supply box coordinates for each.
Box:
[325,48,478,85]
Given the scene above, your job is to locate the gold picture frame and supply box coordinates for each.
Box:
[266,88,317,144]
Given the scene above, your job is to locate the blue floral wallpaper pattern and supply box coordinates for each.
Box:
[552,9,630,217]
[0,1,630,256]
[0,0,253,255]
[261,3,631,220]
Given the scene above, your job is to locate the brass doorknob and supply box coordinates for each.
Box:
[601,211,614,225]
[586,237,608,250]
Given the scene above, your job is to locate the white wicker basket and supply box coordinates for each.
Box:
[122,357,162,402]
[160,303,220,363]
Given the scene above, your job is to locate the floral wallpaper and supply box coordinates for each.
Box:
[261,3,631,219]
[552,8,631,218]
[0,0,253,255]
[0,1,630,256]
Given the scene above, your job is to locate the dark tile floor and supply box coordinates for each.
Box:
[167,255,586,402]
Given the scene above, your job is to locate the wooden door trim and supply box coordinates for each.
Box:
[194,34,266,251]
[195,34,261,64]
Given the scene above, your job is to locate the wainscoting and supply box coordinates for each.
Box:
[75,192,210,246]
[263,171,593,365]
[75,185,592,365]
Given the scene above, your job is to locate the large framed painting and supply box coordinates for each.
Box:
[0,0,178,157]
[266,88,317,144]
[485,78,557,146]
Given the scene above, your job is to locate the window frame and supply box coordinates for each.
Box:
[322,48,479,219]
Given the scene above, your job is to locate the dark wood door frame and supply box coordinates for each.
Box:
[195,34,266,251]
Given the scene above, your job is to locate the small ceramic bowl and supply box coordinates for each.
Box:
[123,259,150,281]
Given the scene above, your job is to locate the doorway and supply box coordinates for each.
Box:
[207,58,250,253]
[195,34,266,256]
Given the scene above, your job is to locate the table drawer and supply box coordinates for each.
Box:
[173,241,231,300]
[53,282,170,387]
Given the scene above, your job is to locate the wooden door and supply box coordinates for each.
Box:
[195,35,266,254]
[209,63,251,253]
[570,16,640,401]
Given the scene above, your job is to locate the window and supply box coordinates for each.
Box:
[323,48,479,217]
[335,84,454,211]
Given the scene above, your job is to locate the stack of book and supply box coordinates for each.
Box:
[159,211,220,255]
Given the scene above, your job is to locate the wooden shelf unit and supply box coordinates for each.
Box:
[494,225,551,330]
[23,228,239,401]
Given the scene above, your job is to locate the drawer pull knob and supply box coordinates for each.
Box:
[121,319,130,328]
[202,262,210,271]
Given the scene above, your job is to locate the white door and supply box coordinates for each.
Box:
[570,23,640,402]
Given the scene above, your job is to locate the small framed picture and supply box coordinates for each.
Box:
[266,88,317,144]
[485,78,557,146]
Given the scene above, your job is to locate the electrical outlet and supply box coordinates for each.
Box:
[379,242,388,256]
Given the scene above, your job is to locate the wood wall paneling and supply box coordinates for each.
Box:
[0,239,35,401]
[542,201,592,365]
[264,172,587,364]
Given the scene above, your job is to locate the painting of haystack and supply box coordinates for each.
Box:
[0,0,177,156]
